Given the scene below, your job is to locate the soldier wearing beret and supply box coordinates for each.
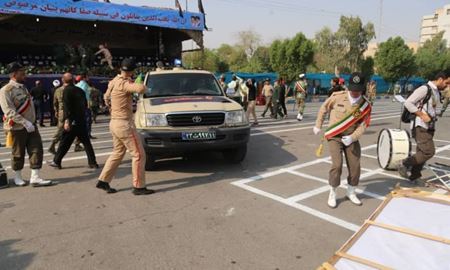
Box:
[313,72,372,208]
[0,63,52,187]
[96,58,154,196]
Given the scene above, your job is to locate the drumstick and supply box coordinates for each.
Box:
[316,136,325,157]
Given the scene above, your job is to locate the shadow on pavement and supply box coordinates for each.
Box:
[116,133,298,193]
[0,239,35,270]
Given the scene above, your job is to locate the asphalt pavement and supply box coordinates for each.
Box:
[0,98,449,270]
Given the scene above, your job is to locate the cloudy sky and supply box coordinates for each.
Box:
[114,0,449,48]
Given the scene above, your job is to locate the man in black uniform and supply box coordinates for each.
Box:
[48,73,98,169]
[328,77,343,97]
[29,80,48,127]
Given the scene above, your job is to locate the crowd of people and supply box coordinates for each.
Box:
[218,73,380,126]
[0,59,154,195]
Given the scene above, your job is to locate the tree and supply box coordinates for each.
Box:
[313,27,345,73]
[235,29,261,59]
[360,56,375,79]
[336,16,376,71]
[182,49,219,72]
[242,46,272,73]
[374,37,416,84]
[415,32,450,80]
[269,33,314,82]
[313,16,375,73]
[215,44,248,72]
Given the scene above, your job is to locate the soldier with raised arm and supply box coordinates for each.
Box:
[96,58,155,196]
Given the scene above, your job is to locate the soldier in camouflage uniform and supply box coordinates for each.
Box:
[89,82,102,124]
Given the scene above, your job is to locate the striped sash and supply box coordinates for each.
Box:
[324,99,371,140]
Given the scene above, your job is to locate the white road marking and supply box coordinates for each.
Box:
[231,180,360,232]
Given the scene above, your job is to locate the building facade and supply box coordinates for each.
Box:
[420,4,450,46]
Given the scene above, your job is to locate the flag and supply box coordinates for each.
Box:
[135,73,144,85]
[198,0,205,14]
[175,0,183,17]
[198,0,208,30]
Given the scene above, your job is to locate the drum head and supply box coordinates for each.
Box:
[377,129,391,169]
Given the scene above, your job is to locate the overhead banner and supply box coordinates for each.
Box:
[0,0,205,31]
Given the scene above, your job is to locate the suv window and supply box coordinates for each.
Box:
[145,73,223,98]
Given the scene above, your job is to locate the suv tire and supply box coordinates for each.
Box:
[145,154,156,171]
[222,145,247,164]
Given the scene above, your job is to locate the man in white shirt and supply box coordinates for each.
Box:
[398,72,450,181]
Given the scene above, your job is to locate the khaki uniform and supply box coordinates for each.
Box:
[98,75,146,188]
[295,80,307,115]
[315,91,370,187]
[0,80,43,170]
[261,84,273,117]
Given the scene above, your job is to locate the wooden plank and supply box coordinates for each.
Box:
[336,252,394,270]
[366,220,450,245]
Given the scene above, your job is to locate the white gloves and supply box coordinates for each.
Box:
[342,135,353,146]
[23,120,35,133]
[313,127,321,135]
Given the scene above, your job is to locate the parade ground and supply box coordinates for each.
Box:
[0,99,449,270]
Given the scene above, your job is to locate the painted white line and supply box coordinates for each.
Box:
[251,114,401,137]
[4,151,113,171]
[253,111,402,132]
[285,169,386,200]
[362,154,377,159]
[231,181,359,232]
[0,139,114,157]
[285,186,331,203]
[435,155,450,161]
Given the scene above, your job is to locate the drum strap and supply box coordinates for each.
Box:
[325,98,371,139]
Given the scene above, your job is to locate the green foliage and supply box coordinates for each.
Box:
[269,33,314,82]
[314,16,375,74]
[182,48,220,72]
[374,37,416,83]
[415,32,450,80]
[360,56,375,79]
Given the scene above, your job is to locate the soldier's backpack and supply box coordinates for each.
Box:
[0,163,8,189]
[401,84,432,124]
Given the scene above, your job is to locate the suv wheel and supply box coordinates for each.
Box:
[145,154,156,171]
[222,145,247,164]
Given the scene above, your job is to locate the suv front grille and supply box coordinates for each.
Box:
[166,113,225,127]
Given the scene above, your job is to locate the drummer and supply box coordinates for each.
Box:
[313,72,372,208]
[397,72,450,181]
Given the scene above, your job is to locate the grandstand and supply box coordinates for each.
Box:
[0,0,206,75]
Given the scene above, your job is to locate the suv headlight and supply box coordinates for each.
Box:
[145,113,168,127]
[225,110,248,126]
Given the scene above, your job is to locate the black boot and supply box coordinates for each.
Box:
[96,181,117,194]
[132,187,155,196]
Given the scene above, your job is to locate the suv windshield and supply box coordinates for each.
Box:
[145,73,223,98]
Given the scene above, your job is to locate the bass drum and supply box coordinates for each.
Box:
[377,129,412,170]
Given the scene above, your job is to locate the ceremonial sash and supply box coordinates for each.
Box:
[17,98,31,114]
[324,99,371,140]
[295,81,305,92]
